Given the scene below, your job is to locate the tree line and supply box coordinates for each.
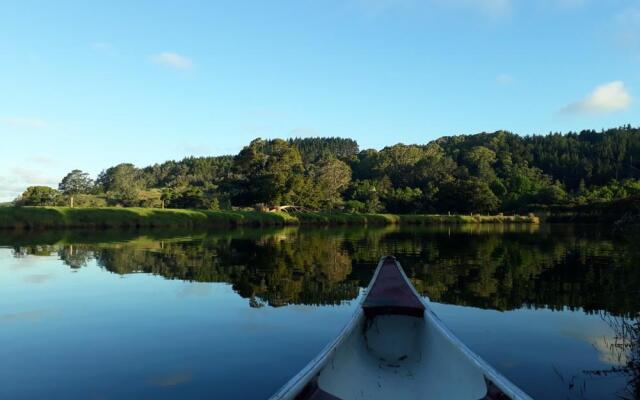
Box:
[16,126,640,213]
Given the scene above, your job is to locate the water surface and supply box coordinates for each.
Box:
[1,225,638,399]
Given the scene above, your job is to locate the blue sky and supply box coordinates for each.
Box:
[1,0,639,201]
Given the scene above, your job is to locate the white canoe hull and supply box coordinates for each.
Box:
[270,256,532,400]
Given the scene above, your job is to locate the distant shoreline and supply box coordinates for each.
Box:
[0,207,540,230]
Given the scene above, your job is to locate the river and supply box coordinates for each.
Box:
[1,224,638,399]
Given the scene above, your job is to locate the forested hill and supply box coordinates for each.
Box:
[288,137,359,163]
[435,127,640,189]
[17,126,640,214]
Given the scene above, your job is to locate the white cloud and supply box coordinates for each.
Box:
[0,168,58,202]
[496,73,515,85]
[588,335,629,366]
[560,81,632,115]
[0,117,48,129]
[152,52,193,70]
[0,181,28,202]
[446,0,512,18]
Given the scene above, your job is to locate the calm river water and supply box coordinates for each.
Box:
[1,224,638,399]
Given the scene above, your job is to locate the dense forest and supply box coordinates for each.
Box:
[16,125,640,214]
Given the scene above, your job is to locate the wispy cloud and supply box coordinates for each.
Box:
[0,117,48,129]
[1,309,56,323]
[0,168,59,202]
[614,6,640,57]
[0,182,27,201]
[91,41,113,51]
[560,81,632,115]
[29,156,57,166]
[10,167,57,185]
[23,273,55,284]
[355,0,512,18]
[442,0,512,18]
[152,52,193,70]
[90,41,116,56]
[177,283,212,298]
[355,0,587,18]
[549,0,586,9]
[496,73,515,85]
[353,0,415,15]
[182,143,213,155]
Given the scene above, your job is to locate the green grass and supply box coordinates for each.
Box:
[0,207,297,229]
[0,207,539,230]
[396,213,540,225]
[293,212,539,226]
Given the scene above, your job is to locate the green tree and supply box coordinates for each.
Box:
[411,143,457,211]
[440,178,500,213]
[383,187,423,213]
[16,186,59,206]
[344,179,384,213]
[464,146,497,180]
[535,182,567,204]
[288,137,358,164]
[96,163,144,205]
[375,144,425,187]
[312,157,352,210]
[58,169,93,207]
[233,139,305,207]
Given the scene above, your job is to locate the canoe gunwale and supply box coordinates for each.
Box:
[389,257,532,400]
[269,256,533,400]
[269,309,364,399]
[267,258,383,400]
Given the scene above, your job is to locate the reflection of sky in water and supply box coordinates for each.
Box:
[0,309,56,323]
[588,336,629,366]
[148,372,193,387]
[0,226,637,400]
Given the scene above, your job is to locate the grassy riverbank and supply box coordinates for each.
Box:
[294,212,539,225]
[0,207,297,229]
[0,207,540,230]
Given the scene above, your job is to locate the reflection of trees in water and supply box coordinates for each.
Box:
[58,245,94,268]
[8,226,640,315]
[86,230,359,307]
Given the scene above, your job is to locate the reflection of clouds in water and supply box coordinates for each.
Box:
[23,273,55,284]
[8,256,52,270]
[560,317,631,366]
[148,372,192,387]
[1,309,56,323]
[588,336,629,366]
[177,283,213,298]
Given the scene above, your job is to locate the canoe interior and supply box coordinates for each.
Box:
[271,256,531,400]
[317,313,493,399]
